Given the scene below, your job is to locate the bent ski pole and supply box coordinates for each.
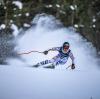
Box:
[18,50,43,55]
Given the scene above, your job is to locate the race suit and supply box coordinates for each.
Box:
[39,47,75,66]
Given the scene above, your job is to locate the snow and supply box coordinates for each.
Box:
[11,24,19,37]
[18,14,22,16]
[0,24,6,29]
[56,4,60,8]
[70,5,75,10]
[10,20,13,23]
[0,66,100,99]
[98,51,100,55]
[23,23,31,27]
[74,24,78,28]
[25,13,30,17]
[14,15,17,17]
[59,10,66,14]
[92,25,96,28]
[4,6,6,9]
[74,5,77,9]
[79,24,84,27]
[13,8,17,10]
[92,18,96,22]
[70,5,77,10]
[45,5,53,8]
[12,1,23,9]
[0,14,100,99]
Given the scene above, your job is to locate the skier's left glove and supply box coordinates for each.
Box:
[71,63,75,69]
[43,50,48,55]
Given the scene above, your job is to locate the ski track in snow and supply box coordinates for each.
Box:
[0,14,100,99]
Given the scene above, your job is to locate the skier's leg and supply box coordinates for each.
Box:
[33,60,52,67]
[44,56,60,69]
[56,57,68,65]
[39,60,52,65]
[33,55,60,68]
[38,56,59,66]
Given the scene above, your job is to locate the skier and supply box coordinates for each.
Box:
[33,42,75,69]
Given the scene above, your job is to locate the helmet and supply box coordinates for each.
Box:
[63,42,70,49]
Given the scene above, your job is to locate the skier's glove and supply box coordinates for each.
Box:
[71,64,75,69]
[43,50,48,55]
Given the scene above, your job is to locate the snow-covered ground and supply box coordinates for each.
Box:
[0,14,100,99]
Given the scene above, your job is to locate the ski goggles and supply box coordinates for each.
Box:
[63,45,69,49]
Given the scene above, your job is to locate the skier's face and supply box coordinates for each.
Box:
[63,45,69,51]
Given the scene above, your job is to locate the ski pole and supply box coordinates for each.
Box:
[18,50,43,55]
[66,65,71,69]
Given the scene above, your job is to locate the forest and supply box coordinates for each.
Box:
[0,0,100,63]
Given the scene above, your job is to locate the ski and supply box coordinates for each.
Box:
[43,64,55,69]
[32,64,55,69]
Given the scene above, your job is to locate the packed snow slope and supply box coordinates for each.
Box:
[0,14,100,99]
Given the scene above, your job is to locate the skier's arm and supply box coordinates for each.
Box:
[48,47,60,51]
[43,47,60,55]
[69,51,75,69]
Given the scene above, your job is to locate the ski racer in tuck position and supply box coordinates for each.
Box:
[33,42,75,69]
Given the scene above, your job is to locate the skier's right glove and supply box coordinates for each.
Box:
[71,64,75,69]
[43,50,48,55]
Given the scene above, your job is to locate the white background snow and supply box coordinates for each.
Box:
[0,15,100,99]
[12,1,23,10]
